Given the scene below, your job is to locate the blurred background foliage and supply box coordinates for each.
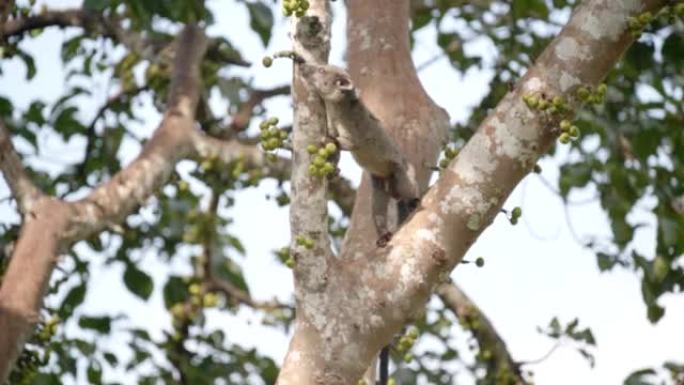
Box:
[1,0,683,384]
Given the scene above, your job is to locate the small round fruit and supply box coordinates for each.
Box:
[568,125,580,138]
[313,155,326,166]
[325,142,337,153]
[559,132,571,144]
[322,162,335,175]
[475,257,485,267]
[559,120,571,131]
[262,56,273,67]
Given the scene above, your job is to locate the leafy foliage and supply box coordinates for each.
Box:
[1,0,683,384]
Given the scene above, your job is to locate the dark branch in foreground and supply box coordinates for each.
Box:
[437,283,528,385]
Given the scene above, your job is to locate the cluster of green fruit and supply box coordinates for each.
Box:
[575,83,606,105]
[36,317,59,343]
[169,282,219,327]
[558,119,581,144]
[282,0,309,17]
[307,142,338,177]
[509,206,522,225]
[295,235,315,250]
[627,11,654,37]
[276,247,296,269]
[522,93,569,115]
[439,146,459,169]
[259,117,288,152]
[396,327,420,363]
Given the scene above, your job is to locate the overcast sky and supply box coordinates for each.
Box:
[1,1,683,384]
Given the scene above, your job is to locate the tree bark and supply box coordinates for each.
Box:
[0,24,209,382]
[276,0,666,384]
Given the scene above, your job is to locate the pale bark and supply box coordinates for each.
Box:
[276,0,666,384]
[0,24,209,382]
[278,1,336,384]
[0,121,43,215]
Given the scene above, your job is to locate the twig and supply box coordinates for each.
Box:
[0,119,43,215]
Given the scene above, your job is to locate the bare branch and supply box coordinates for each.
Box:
[77,85,149,183]
[199,192,291,312]
[0,119,43,214]
[68,25,208,240]
[436,282,527,385]
[0,9,249,67]
[381,0,667,316]
[227,85,291,133]
[0,25,208,382]
[1,9,113,38]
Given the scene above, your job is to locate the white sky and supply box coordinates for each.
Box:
[1,1,683,384]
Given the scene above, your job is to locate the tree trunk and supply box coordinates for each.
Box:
[276,0,665,384]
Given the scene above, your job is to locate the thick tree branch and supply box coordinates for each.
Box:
[1,9,114,39]
[0,9,248,66]
[277,1,334,384]
[68,25,208,239]
[0,24,208,383]
[191,132,355,214]
[275,1,667,384]
[436,283,527,385]
[0,119,43,214]
[77,85,149,183]
[379,0,667,320]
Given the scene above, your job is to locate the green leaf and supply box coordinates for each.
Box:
[646,304,665,323]
[412,9,433,31]
[662,32,684,67]
[87,362,103,384]
[53,106,86,140]
[227,234,246,255]
[658,217,681,249]
[246,2,274,47]
[103,352,119,367]
[60,283,87,318]
[24,100,46,126]
[577,347,595,368]
[559,162,593,197]
[123,264,154,301]
[163,275,189,308]
[78,315,112,334]
[512,0,549,19]
[212,257,249,293]
[0,96,13,117]
[624,368,657,385]
[611,217,634,247]
[17,49,36,80]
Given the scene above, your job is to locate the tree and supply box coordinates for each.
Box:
[1,0,683,384]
